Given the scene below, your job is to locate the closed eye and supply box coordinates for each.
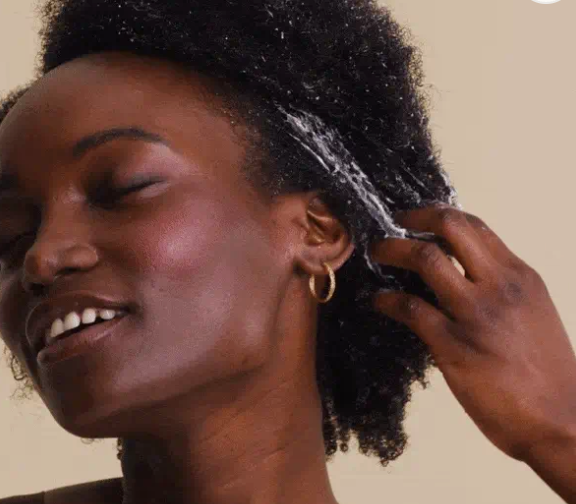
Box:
[92,179,161,207]
[0,178,163,266]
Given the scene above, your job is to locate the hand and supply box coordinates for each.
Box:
[369,202,576,462]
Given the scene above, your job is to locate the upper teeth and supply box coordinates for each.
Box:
[45,308,122,340]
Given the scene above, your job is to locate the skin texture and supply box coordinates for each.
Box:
[3,48,576,504]
[0,52,354,504]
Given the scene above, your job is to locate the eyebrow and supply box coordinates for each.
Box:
[72,126,168,158]
[0,127,169,197]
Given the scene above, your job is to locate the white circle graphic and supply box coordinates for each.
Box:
[531,0,561,3]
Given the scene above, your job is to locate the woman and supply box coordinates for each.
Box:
[1,1,576,503]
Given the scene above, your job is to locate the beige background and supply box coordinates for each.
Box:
[0,0,574,501]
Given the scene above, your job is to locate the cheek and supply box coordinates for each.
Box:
[126,193,239,293]
[117,191,281,384]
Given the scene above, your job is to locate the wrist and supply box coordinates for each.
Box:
[519,423,576,504]
[521,423,576,468]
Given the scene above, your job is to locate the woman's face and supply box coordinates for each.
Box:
[0,52,303,435]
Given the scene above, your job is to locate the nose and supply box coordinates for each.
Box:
[20,209,99,294]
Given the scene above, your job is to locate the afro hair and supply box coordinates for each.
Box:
[0,0,461,467]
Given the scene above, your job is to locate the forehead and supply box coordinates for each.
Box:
[0,52,247,180]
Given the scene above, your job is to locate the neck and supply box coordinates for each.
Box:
[118,371,340,504]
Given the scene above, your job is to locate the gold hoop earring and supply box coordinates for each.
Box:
[309,261,336,303]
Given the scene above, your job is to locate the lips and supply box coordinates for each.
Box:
[36,312,131,366]
[26,291,133,354]
[43,310,125,349]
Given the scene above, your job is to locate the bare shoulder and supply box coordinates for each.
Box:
[0,478,123,504]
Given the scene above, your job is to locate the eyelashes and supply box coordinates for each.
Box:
[91,179,159,207]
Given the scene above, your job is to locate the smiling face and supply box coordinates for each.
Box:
[0,52,303,435]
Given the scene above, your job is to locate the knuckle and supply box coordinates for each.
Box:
[499,279,528,305]
[398,294,422,320]
[412,242,444,268]
[521,266,548,299]
[464,213,488,229]
[505,258,526,274]
[508,262,545,292]
[523,265,545,286]
[437,208,466,232]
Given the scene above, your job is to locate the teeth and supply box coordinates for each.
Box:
[99,309,117,321]
[63,312,82,332]
[48,319,64,340]
[81,308,97,325]
[45,308,121,342]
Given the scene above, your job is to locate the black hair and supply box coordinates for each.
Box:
[1,0,459,467]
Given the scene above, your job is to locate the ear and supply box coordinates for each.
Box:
[295,193,355,279]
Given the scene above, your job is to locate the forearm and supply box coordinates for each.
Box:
[522,428,576,504]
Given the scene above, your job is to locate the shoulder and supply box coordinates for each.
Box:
[0,478,123,504]
[45,478,123,504]
[0,494,44,504]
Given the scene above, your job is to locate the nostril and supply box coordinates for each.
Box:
[60,268,77,275]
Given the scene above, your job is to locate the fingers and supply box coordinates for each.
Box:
[393,204,502,283]
[373,289,464,360]
[370,237,476,318]
[368,203,528,357]
[460,212,527,270]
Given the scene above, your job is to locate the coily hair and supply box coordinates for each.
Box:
[0,0,461,467]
